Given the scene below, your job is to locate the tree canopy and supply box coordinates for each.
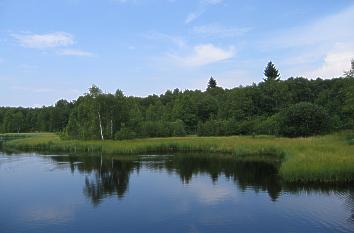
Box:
[1,62,354,139]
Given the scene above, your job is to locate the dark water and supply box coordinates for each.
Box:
[0,152,353,233]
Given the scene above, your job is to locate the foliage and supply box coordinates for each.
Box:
[114,127,137,140]
[344,59,354,77]
[1,62,354,138]
[278,102,331,137]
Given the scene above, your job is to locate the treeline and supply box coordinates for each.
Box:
[1,61,354,139]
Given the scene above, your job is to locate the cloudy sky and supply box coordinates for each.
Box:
[0,0,354,107]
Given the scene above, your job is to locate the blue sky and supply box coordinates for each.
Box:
[1,0,354,107]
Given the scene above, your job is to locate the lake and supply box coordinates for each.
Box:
[0,152,353,233]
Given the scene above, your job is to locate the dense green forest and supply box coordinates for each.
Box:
[1,61,354,139]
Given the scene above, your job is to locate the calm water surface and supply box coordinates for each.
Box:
[0,152,353,233]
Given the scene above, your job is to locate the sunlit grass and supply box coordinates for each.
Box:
[2,132,354,183]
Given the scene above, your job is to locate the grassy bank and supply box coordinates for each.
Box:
[1,132,354,183]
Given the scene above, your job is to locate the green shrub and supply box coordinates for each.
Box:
[168,120,186,136]
[139,121,167,137]
[137,121,187,138]
[197,120,227,136]
[114,127,137,140]
[254,115,280,135]
[278,102,331,137]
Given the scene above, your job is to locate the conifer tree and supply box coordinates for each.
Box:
[264,61,280,82]
[208,77,217,89]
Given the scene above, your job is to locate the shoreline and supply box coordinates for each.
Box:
[1,132,354,184]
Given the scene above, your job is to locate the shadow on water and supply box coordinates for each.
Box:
[48,153,354,206]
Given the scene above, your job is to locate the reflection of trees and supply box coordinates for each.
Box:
[83,158,138,206]
[50,154,354,206]
[51,155,140,205]
[162,155,282,201]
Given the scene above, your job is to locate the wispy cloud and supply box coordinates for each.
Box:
[193,23,251,37]
[266,5,354,79]
[269,5,354,49]
[128,45,136,50]
[168,43,234,67]
[12,32,74,49]
[57,49,94,57]
[185,0,224,24]
[202,0,224,5]
[144,32,186,48]
[185,11,203,24]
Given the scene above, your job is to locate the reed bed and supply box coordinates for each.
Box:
[2,132,354,183]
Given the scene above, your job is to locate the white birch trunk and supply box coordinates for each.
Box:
[98,111,104,141]
[110,119,113,139]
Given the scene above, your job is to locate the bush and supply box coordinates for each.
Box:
[254,115,280,135]
[139,121,168,137]
[278,102,331,137]
[197,120,227,136]
[197,116,281,137]
[114,127,137,140]
[138,121,187,138]
[168,120,187,137]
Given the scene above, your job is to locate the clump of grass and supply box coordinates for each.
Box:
[346,135,354,145]
[2,132,354,184]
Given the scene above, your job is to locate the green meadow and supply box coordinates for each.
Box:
[1,132,354,184]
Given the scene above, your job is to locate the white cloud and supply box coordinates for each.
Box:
[168,43,234,67]
[305,43,354,78]
[12,32,74,49]
[57,49,94,57]
[185,0,224,24]
[193,24,251,37]
[267,5,354,79]
[185,11,203,24]
[270,5,354,49]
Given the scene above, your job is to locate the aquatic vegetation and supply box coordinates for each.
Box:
[1,132,354,183]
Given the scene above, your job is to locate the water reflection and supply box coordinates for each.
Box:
[84,159,135,205]
[48,154,352,206]
[1,153,354,233]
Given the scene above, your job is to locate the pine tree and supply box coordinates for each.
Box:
[208,77,217,89]
[264,61,280,82]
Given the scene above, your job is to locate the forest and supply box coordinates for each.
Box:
[1,61,354,140]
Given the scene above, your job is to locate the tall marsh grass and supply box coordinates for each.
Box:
[2,132,354,183]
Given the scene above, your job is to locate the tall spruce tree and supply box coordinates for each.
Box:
[208,77,217,89]
[264,61,280,82]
